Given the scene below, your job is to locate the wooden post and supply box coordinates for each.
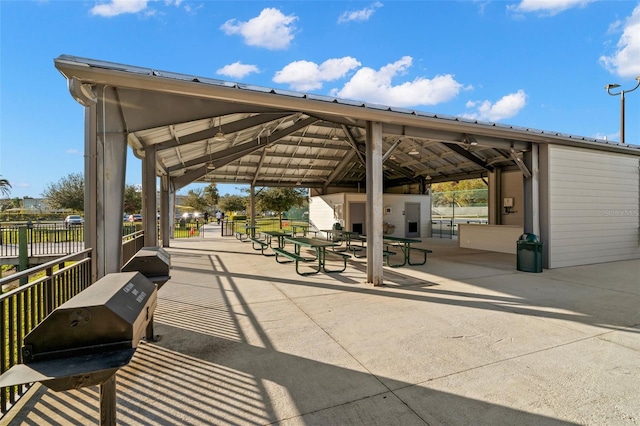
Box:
[99,374,117,426]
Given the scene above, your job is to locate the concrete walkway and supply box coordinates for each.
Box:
[4,226,640,425]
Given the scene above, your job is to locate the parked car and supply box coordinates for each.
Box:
[64,215,84,227]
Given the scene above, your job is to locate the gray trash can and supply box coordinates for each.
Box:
[517,234,543,273]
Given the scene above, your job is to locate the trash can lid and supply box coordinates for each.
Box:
[519,233,539,243]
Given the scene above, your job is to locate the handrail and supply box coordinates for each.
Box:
[0,248,93,416]
[0,248,92,293]
[122,230,144,268]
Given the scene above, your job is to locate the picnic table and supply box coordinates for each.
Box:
[236,225,259,241]
[381,235,431,267]
[320,229,363,252]
[273,237,350,275]
[261,230,291,248]
[291,224,310,236]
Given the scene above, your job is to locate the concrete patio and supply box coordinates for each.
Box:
[3,224,640,425]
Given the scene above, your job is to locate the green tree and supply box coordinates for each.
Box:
[256,187,306,229]
[203,183,219,210]
[218,194,248,214]
[123,184,142,213]
[431,179,487,207]
[182,188,209,213]
[0,178,11,198]
[42,172,84,211]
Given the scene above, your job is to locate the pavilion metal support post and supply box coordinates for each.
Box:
[250,186,256,227]
[168,178,177,240]
[160,175,171,247]
[142,144,158,246]
[88,86,127,279]
[365,121,384,286]
[488,169,502,225]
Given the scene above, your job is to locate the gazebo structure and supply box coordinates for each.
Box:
[54,55,640,285]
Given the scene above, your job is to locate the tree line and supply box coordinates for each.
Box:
[3,173,308,225]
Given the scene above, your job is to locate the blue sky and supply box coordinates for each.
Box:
[1,0,639,200]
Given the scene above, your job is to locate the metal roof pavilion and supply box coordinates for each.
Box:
[54,55,640,285]
[55,55,640,195]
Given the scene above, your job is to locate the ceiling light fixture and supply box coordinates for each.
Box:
[331,124,340,141]
[213,116,226,142]
[206,142,215,169]
[464,135,478,146]
[408,148,419,155]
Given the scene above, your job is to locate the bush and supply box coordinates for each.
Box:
[0,212,72,222]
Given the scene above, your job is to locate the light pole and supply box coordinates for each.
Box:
[605,76,640,144]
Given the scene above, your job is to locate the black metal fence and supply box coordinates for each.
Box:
[173,219,201,238]
[219,218,310,237]
[0,224,84,258]
[0,249,93,416]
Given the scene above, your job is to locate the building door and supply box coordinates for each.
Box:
[349,202,366,235]
[405,202,420,238]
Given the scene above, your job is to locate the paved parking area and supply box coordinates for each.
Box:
[3,228,640,425]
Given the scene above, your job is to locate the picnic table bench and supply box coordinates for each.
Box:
[236,225,259,241]
[272,247,318,275]
[250,237,274,256]
[382,236,431,267]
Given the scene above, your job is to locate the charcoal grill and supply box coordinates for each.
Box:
[121,246,170,341]
[121,246,171,287]
[0,271,157,425]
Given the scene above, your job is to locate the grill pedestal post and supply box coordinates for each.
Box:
[145,315,161,342]
[99,374,116,426]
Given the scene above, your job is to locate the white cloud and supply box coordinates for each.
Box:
[332,56,462,107]
[338,1,383,23]
[217,62,260,79]
[508,0,595,16]
[90,0,150,17]
[599,4,640,78]
[90,1,191,17]
[273,57,361,91]
[221,8,297,50]
[66,149,82,155]
[462,90,527,122]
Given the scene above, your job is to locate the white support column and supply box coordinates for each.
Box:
[365,121,384,286]
[142,144,158,246]
[532,144,540,237]
[88,86,127,279]
[488,169,501,225]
